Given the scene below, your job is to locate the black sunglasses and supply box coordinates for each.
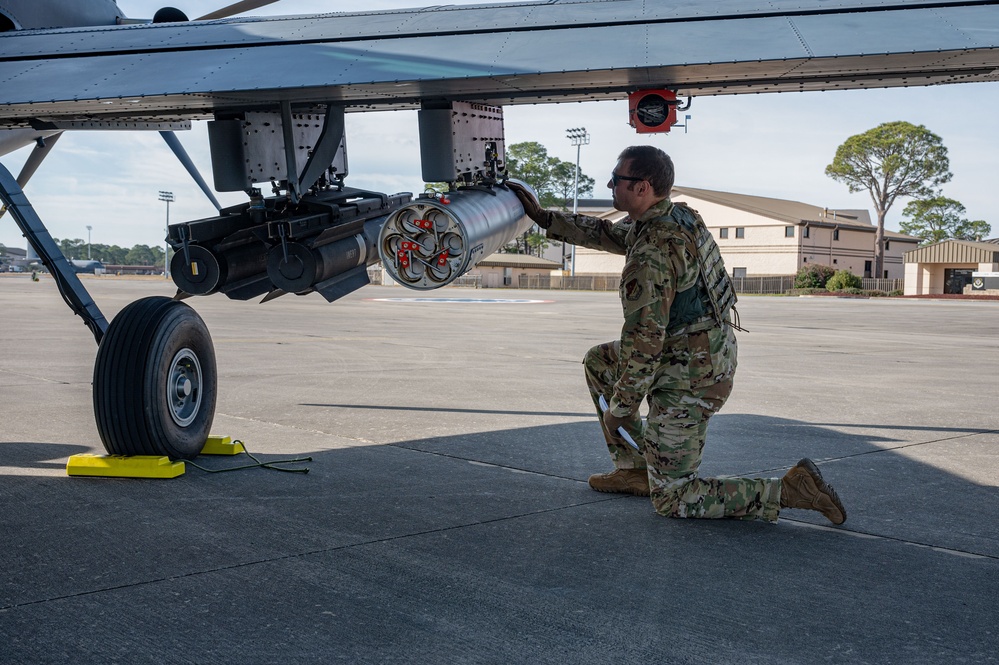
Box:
[611,172,644,186]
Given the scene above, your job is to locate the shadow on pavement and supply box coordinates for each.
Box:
[0,415,995,664]
[0,442,90,470]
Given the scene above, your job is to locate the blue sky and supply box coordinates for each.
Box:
[1,0,997,251]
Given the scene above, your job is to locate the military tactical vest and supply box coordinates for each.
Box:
[664,202,739,336]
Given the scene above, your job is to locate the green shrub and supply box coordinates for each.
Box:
[794,264,836,289]
[889,289,904,296]
[826,269,863,292]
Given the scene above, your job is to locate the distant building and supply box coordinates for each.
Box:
[903,239,999,295]
[463,253,562,288]
[379,253,561,288]
[568,187,919,280]
[0,245,28,271]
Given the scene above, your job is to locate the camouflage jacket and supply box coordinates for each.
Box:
[546,199,737,417]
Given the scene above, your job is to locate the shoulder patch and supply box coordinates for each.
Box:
[624,277,644,301]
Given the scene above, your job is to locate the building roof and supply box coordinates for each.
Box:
[568,200,627,222]
[575,188,919,242]
[576,199,614,211]
[904,239,999,264]
[673,185,868,224]
[576,186,920,243]
[479,253,562,269]
[672,186,919,242]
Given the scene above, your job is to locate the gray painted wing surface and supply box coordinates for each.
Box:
[2,0,991,56]
[0,0,996,124]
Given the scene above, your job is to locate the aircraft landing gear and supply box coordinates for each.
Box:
[94,297,217,460]
[0,165,216,460]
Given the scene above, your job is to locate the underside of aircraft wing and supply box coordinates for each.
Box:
[0,0,997,125]
[2,1,996,465]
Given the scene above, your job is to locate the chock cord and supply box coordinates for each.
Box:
[186,440,311,474]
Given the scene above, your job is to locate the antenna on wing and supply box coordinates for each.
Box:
[159,131,222,211]
[197,0,281,21]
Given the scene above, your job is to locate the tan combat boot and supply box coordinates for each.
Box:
[780,458,847,525]
[588,469,650,496]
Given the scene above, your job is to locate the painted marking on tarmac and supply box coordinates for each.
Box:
[904,542,987,560]
[468,460,532,474]
[368,297,553,304]
[787,519,988,559]
[786,520,880,539]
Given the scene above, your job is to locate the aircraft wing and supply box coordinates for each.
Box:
[0,0,997,127]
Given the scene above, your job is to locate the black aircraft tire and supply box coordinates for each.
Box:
[93,296,217,460]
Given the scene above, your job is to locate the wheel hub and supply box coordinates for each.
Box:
[168,348,202,427]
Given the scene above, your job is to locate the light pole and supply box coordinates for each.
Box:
[565,127,589,276]
[86,225,92,260]
[158,191,174,278]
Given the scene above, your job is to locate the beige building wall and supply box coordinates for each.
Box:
[565,193,917,280]
[903,262,979,295]
[797,226,914,278]
[674,194,914,279]
[677,196,798,275]
[469,264,557,287]
[572,246,624,274]
[883,240,914,279]
[476,266,507,288]
[674,197,758,228]
[903,262,930,295]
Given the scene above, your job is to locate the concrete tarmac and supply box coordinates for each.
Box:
[1,276,996,664]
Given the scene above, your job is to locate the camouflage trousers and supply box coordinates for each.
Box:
[583,339,781,523]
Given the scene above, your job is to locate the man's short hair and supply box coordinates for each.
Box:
[618,146,675,197]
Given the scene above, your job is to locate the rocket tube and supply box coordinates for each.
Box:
[377,180,536,290]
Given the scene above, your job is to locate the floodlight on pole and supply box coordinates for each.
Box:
[565,127,589,276]
[86,225,92,260]
[158,191,174,278]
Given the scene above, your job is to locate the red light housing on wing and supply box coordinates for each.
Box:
[628,90,678,134]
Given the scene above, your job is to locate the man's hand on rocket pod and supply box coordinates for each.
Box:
[506,181,551,229]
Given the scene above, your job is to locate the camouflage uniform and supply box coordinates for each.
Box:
[546,199,781,522]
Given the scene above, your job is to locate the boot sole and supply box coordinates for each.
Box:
[797,458,847,525]
[588,483,650,497]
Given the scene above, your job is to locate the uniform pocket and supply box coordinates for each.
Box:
[688,327,738,390]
